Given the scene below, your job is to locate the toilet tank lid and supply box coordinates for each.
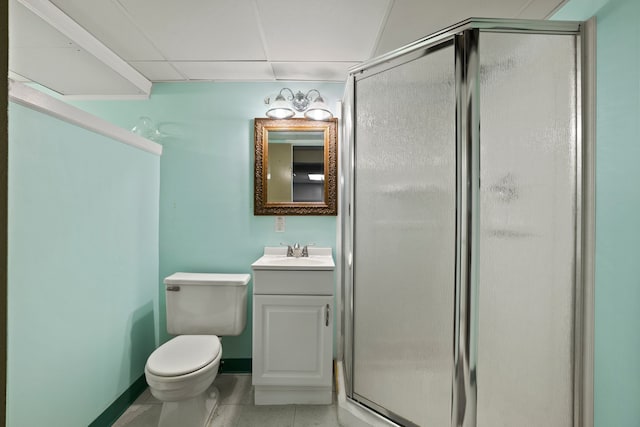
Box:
[164,272,250,286]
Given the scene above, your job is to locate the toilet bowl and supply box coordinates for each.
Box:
[145,272,250,427]
[145,335,221,401]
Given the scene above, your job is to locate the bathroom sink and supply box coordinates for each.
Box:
[251,247,334,271]
[252,246,334,295]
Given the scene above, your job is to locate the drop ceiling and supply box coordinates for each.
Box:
[9,0,567,97]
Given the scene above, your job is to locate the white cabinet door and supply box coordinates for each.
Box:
[253,294,333,387]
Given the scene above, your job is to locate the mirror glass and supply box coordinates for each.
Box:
[254,118,337,215]
[267,131,324,203]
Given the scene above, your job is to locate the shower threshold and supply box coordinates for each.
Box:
[335,361,402,427]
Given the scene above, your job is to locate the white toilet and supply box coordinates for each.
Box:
[145,272,250,427]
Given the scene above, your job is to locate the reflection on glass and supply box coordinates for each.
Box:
[267,131,325,203]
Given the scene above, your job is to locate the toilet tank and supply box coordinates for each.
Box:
[164,272,250,336]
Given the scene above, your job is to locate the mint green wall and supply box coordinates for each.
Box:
[7,103,160,426]
[554,1,640,426]
[72,82,344,358]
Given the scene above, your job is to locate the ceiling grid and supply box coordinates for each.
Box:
[9,0,566,96]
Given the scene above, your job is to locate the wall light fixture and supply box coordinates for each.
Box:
[265,88,333,120]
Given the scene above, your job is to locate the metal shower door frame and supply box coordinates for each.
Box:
[341,18,595,427]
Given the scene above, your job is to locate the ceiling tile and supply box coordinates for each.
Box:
[118,0,267,61]
[171,61,275,80]
[130,61,185,81]
[272,62,357,81]
[49,0,165,60]
[517,0,567,18]
[10,0,73,48]
[256,0,391,62]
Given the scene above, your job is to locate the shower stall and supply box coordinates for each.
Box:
[339,19,594,427]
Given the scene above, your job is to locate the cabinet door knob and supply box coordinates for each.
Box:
[325,304,330,327]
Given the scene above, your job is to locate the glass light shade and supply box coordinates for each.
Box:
[304,97,333,120]
[266,96,295,119]
[131,116,162,141]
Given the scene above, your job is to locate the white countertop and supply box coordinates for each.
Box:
[251,247,335,271]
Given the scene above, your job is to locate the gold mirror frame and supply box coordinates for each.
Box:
[254,118,337,215]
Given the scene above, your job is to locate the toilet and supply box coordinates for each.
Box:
[145,272,250,427]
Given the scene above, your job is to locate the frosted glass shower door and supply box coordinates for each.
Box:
[476,32,578,427]
[353,44,456,426]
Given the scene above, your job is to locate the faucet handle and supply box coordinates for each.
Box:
[280,242,294,257]
[302,243,315,257]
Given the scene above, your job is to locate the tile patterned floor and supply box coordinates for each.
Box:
[113,374,340,427]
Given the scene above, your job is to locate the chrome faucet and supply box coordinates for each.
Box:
[285,244,294,257]
[291,243,303,258]
[281,242,314,258]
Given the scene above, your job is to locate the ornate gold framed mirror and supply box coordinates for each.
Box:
[254,118,337,215]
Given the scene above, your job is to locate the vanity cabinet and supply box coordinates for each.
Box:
[253,295,333,385]
[251,247,335,405]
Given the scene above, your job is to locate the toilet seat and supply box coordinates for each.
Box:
[147,335,221,377]
[145,347,221,402]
